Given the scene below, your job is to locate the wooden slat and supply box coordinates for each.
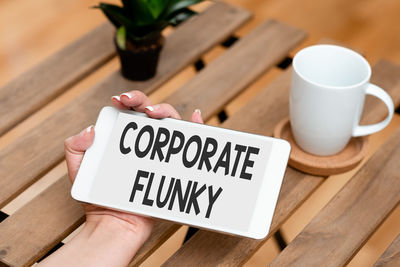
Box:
[0,23,115,136]
[270,129,400,267]
[0,177,181,267]
[0,175,179,266]
[130,19,305,266]
[374,234,400,267]
[129,221,180,267]
[161,60,400,266]
[0,176,84,266]
[0,16,306,266]
[0,3,252,266]
[0,175,179,267]
[0,2,252,210]
[164,19,306,120]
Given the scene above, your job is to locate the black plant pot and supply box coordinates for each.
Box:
[115,37,164,81]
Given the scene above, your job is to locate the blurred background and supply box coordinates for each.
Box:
[1,0,399,266]
[2,0,400,86]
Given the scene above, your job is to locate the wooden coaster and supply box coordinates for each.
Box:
[274,118,369,176]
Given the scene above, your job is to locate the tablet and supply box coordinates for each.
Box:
[71,106,290,239]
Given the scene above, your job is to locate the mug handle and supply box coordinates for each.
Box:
[353,84,394,137]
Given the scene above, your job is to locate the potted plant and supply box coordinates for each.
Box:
[95,0,203,81]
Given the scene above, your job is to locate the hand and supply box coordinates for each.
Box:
[65,90,203,240]
[42,91,203,267]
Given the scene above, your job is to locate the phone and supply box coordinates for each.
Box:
[71,107,290,239]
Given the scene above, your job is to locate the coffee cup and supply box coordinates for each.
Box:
[290,44,394,156]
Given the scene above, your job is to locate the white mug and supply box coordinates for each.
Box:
[290,44,394,156]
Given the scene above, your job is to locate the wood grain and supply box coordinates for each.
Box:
[164,19,306,120]
[161,60,400,266]
[0,176,84,266]
[374,234,400,267]
[0,22,115,136]
[0,175,179,267]
[0,3,252,266]
[269,128,400,267]
[0,15,306,267]
[0,2,251,210]
[2,1,400,265]
[0,15,305,267]
[129,221,181,267]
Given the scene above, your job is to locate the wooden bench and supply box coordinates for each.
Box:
[0,1,399,266]
[374,234,400,267]
[161,60,400,266]
[268,115,400,266]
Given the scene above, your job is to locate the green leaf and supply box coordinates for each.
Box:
[93,4,121,28]
[128,0,164,25]
[146,0,168,19]
[95,0,204,42]
[116,26,126,50]
[96,3,134,29]
[168,8,196,26]
[166,0,203,16]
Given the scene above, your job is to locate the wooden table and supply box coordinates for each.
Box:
[0,2,399,266]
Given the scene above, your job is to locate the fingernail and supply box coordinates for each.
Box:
[111,95,120,101]
[121,92,133,99]
[86,125,93,133]
[195,109,201,115]
[145,105,154,112]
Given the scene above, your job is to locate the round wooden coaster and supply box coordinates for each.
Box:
[274,117,369,176]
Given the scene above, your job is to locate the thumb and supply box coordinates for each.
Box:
[64,125,95,183]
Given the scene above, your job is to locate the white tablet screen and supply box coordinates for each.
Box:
[89,112,272,232]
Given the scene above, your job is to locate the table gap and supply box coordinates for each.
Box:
[276,56,293,70]
[0,14,196,146]
[1,161,67,215]
[149,29,245,117]
[280,114,400,244]
[48,110,226,262]
[1,31,251,267]
[0,211,8,223]
[0,3,256,265]
[348,205,400,266]
[225,67,283,118]
[36,242,64,263]
[1,66,239,216]
[139,226,189,267]
[243,237,281,266]
[148,66,197,105]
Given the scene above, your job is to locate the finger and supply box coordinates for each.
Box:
[191,109,204,124]
[111,95,129,110]
[64,126,95,183]
[119,90,153,112]
[144,103,182,119]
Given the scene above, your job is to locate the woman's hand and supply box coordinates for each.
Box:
[39,91,203,267]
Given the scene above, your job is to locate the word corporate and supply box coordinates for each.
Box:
[119,121,261,219]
